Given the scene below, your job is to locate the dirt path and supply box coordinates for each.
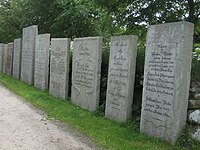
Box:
[0,84,98,150]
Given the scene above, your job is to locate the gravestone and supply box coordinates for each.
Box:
[0,44,4,72]
[140,21,194,144]
[49,38,71,100]
[105,35,138,122]
[5,42,14,76]
[34,34,50,90]
[3,44,8,74]
[12,38,22,79]
[71,37,103,112]
[21,25,38,85]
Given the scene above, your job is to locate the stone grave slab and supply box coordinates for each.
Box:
[49,38,71,100]
[140,21,194,144]
[3,44,8,74]
[12,38,22,79]
[71,37,103,112]
[21,25,38,85]
[0,43,4,72]
[5,42,14,76]
[34,34,50,90]
[105,35,138,122]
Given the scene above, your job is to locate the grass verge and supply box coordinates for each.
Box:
[0,73,199,150]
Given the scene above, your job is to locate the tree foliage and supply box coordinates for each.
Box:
[0,0,199,43]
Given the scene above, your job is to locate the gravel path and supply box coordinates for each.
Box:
[0,84,98,150]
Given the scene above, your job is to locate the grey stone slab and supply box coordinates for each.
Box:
[105,35,138,122]
[21,25,38,85]
[3,44,8,74]
[71,37,103,112]
[49,38,71,100]
[12,38,22,79]
[140,21,194,144]
[0,44,4,72]
[34,34,50,90]
[5,43,14,76]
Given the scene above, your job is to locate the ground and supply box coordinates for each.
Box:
[0,84,98,150]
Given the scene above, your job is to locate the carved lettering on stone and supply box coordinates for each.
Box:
[105,35,138,122]
[0,43,4,72]
[34,34,50,90]
[71,37,103,112]
[5,43,14,76]
[3,44,8,74]
[140,21,194,144]
[12,38,22,79]
[21,25,38,84]
[49,38,71,100]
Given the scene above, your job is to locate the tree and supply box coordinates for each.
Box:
[93,0,200,42]
[20,0,99,38]
[0,0,23,42]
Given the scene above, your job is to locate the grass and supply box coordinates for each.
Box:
[0,73,200,150]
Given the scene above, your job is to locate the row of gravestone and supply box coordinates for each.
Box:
[0,21,195,144]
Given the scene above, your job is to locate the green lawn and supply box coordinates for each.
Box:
[0,73,200,150]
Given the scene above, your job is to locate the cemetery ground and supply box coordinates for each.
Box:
[0,73,200,150]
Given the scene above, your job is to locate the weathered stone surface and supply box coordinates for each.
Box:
[188,110,200,125]
[194,94,200,100]
[3,44,8,74]
[21,25,38,85]
[0,44,4,72]
[105,35,138,122]
[12,38,22,79]
[34,34,50,90]
[5,43,14,76]
[188,100,200,109]
[49,38,71,100]
[71,37,103,112]
[140,21,194,144]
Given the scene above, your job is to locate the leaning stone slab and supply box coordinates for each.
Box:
[71,37,103,112]
[5,42,14,76]
[140,21,194,144]
[105,35,138,122]
[12,38,22,79]
[21,25,38,85]
[49,38,71,100]
[0,43,4,72]
[3,44,8,74]
[34,34,50,90]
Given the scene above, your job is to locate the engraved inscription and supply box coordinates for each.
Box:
[107,39,128,111]
[71,37,102,112]
[49,39,70,100]
[73,42,95,96]
[13,39,22,79]
[5,43,14,76]
[21,26,38,84]
[34,34,50,90]
[143,43,176,120]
